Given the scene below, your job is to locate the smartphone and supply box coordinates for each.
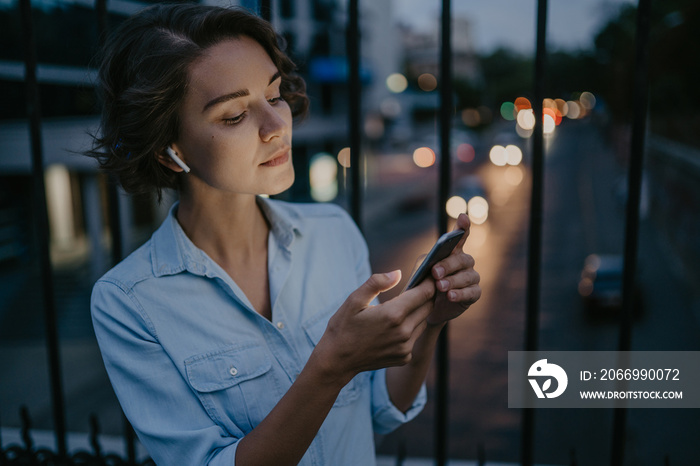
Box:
[404,229,466,290]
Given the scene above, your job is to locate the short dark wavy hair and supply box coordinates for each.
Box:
[87,3,308,199]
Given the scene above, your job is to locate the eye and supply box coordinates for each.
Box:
[223,112,246,125]
[268,96,284,105]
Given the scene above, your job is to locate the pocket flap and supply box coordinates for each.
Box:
[303,316,327,346]
[185,344,271,393]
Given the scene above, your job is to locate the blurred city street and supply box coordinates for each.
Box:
[2,117,700,464]
[365,119,700,464]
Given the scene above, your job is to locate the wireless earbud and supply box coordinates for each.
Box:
[166,146,191,173]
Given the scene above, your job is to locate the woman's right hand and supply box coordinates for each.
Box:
[311,271,436,387]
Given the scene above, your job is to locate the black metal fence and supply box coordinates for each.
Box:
[1,0,653,465]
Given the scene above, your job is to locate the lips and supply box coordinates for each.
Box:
[261,146,291,167]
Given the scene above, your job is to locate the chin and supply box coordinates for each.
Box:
[266,168,295,196]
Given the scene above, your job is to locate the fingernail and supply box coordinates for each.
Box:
[448,291,457,301]
[434,266,445,279]
[438,280,449,291]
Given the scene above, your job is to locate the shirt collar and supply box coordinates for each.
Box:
[151,196,302,278]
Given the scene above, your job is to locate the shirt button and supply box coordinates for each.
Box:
[276,321,285,330]
[229,366,238,376]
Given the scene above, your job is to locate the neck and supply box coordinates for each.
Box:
[176,191,269,265]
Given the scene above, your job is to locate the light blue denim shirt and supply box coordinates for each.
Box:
[91,197,426,466]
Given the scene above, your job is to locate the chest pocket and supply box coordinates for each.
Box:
[303,311,366,407]
[185,343,279,435]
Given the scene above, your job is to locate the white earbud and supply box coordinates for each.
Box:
[166,146,191,173]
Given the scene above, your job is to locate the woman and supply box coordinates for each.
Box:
[89,4,481,465]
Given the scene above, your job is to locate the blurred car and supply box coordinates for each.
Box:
[578,253,643,316]
[455,174,486,199]
[454,175,489,225]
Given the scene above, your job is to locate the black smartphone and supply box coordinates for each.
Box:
[404,229,466,290]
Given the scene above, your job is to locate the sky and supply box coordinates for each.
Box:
[393,0,636,54]
[0,0,636,54]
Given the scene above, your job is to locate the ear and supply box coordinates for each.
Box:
[157,145,190,173]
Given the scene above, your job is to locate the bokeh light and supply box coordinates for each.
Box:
[517,109,536,131]
[467,196,489,225]
[337,147,351,168]
[505,145,523,165]
[461,108,481,127]
[543,107,562,126]
[555,98,569,117]
[489,145,507,166]
[446,196,467,219]
[579,91,596,110]
[386,73,408,93]
[543,113,556,134]
[380,97,402,118]
[500,102,516,121]
[364,115,384,139]
[417,73,438,92]
[309,153,338,202]
[566,100,581,119]
[514,97,532,112]
[456,143,475,163]
[413,147,436,168]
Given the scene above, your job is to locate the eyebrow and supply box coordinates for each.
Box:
[202,71,282,113]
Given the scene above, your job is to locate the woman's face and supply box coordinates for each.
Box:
[172,36,294,197]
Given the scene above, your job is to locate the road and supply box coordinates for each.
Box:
[2,119,699,464]
[367,119,700,464]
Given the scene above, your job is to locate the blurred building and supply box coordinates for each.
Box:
[0,0,409,273]
[401,16,481,83]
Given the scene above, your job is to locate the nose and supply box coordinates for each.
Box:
[258,101,289,142]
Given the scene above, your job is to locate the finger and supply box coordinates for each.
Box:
[389,278,436,317]
[403,299,434,330]
[435,267,480,293]
[350,270,402,310]
[394,277,435,313]
[445,284,482,307]
[432,252,475,280]
[452,213,471,252]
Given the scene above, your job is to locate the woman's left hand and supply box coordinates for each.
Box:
[427,213,481,325]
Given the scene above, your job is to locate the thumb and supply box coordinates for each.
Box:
[351,270,402,308]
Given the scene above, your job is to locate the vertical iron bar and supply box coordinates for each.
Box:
[611,0,651,464]
[521,0,548,465]
[123,418,136,465]
[347,0,362,229]
[19,0,68,458]
[435,0,452,465]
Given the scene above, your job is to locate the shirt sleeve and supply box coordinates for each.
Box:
[343,210,428,433]
[370,368,427,434]
[91,279,239,466]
